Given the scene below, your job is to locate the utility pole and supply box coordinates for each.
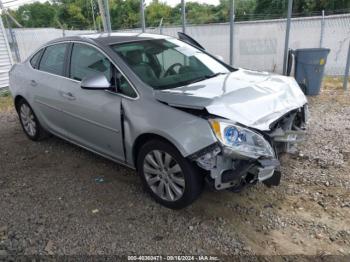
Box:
[282,0,293,75]
[98,0,111,33]
[0,0,20,62]
[140,0,145,33]
[181,0,186,33]
[229,0,235,66]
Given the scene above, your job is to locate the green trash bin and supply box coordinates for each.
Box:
[287,48,330,96]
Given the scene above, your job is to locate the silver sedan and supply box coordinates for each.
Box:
[9,33,308,209]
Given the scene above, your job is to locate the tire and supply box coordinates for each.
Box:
[137,139,203,209]
[17,99,49,141]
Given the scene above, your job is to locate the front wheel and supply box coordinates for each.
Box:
[137,140,203,209]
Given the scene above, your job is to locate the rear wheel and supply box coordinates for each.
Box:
[137,140,203,209]
[17,99,49,141]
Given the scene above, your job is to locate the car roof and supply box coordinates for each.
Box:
[47,32,171,46]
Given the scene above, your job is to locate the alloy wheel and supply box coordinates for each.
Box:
[143,150,185,202]
[20,103,37,137]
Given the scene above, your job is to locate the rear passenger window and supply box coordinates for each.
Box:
[39,43,68,76]
[30,49,43,69]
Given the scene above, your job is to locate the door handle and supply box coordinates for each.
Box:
[61,92,76,101]
[30,80,38,87]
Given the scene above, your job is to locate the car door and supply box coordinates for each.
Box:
[57,42,129,162]
[30,43,70,136]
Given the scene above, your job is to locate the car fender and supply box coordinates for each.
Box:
[121,97,217,166]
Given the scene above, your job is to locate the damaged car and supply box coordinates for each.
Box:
[9,33,308,209]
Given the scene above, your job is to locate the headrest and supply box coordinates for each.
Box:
[125,50,143,66]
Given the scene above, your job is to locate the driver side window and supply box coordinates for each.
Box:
[70,43,137,98]
[70,43,111,82]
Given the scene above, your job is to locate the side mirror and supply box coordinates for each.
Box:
[81,73,111,90]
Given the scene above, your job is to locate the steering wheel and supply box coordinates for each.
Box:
[164,63,184,77]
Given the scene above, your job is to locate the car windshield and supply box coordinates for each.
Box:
[111,38,231,90]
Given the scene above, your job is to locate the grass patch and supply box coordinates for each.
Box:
[0,89,13,112]
[317,76,350,106]
[0,88,11,97]
[323,76,349,90]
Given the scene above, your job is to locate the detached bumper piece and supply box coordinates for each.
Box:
[258,159,281,187]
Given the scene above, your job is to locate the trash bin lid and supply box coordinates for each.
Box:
[294,48,330,53]
[294,48,330,65]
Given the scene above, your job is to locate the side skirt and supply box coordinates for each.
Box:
[47,129,136,170]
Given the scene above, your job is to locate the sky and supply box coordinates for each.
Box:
[2,0,221,10]
[2,0,38,9]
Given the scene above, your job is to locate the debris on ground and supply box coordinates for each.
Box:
[0,85,349,255]
[94,176,106,184]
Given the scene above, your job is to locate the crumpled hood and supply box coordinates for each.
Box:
[154,68,308,131]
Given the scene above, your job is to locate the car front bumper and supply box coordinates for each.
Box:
[211,153,281,191]
[192,143,281,191]
[192,105,308,191]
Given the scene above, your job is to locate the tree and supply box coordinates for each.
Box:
[109,0,141,29]
[254,0,286,19]
[255,0,350,19]
[13,2,57,28]
[186,2,217,24]
[4,0,350,30]
[56,0,93,29]
[293,0,350,16]
[146,0,172,27]
[214,0,257,22]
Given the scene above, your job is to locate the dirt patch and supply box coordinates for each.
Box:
[0,86,349,256]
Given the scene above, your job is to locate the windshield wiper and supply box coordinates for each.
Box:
[186,72,227,85]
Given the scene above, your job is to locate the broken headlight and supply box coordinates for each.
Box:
[209,119,274,159]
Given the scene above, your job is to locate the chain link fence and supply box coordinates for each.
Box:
[6,13,350,76]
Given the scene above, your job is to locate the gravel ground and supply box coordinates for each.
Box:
[0,84,349,258]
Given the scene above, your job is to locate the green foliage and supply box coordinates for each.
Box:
[0,90,13,112]
[186,2,217,24]
[14,1,57,28]
[213,0,257,22]
[0,88,10,97]
[56,0,95,29]
[5,0,350,30]
[110,0,141,29]
[146,0,172,27]
[254,0,350,19]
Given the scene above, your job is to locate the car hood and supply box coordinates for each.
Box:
[154,68,307,131]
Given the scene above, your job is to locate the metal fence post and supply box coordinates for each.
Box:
[319,10,325,47]
[181,0,186,33]
[283,0,293,75]
[91,0,97,31]
[159,17,163,35]
[229,0,235,66]
[0,0,20,62]
[343,41,350,91]
[141,0,146,33]
[0,16,13,66]
[8,24,20,62]
[98,0,111,32]
[104,0,111,32]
